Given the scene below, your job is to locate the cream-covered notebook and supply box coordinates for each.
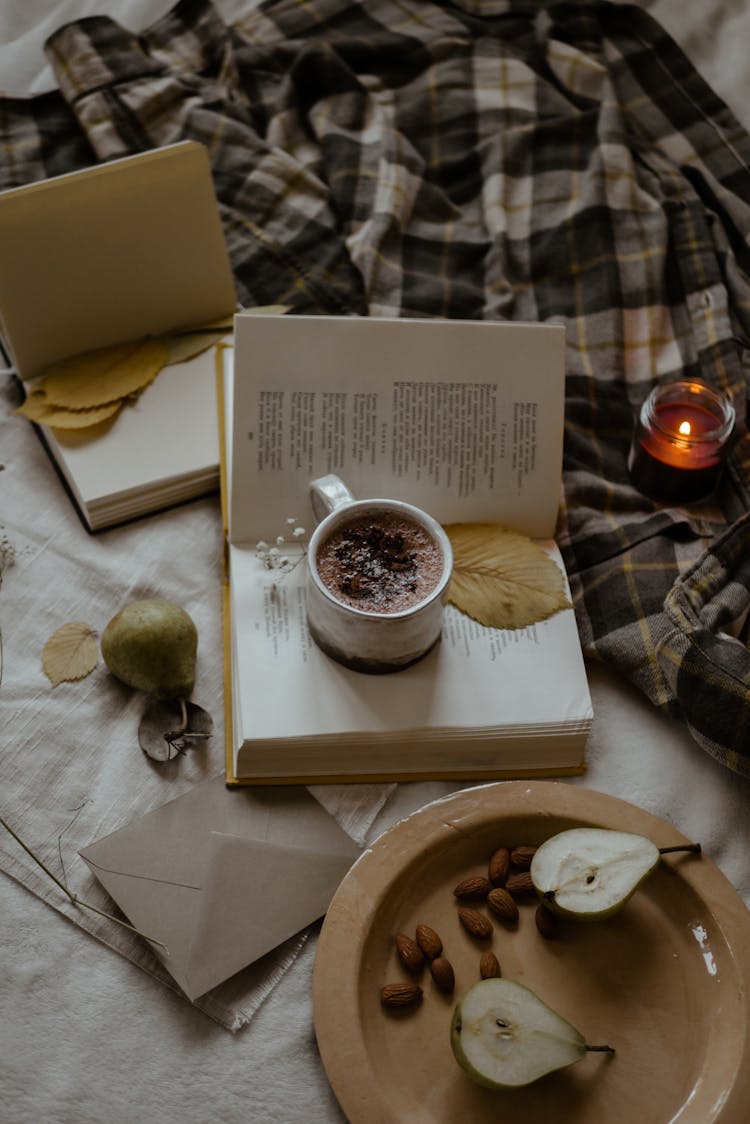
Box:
[0,141,236,530]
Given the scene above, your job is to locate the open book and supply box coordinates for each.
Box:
[0,141,236,530]
[221,314,592,784]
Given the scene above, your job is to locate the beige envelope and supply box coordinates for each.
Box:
[79,777,361,1001]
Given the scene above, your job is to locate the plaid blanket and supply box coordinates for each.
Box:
[2,0,749,771]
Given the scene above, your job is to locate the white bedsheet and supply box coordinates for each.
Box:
[2,3,750,1122]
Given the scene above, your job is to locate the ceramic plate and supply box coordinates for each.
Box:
[313,781,750,1123]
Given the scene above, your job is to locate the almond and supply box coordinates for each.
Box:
[457,907,493,940]
[394,932,425,973]
[453,875,491,900]
[506,870,535,897]
[479,950,502,979]
[415,923,443,960]
[429,956,455,994]
[534,903,560,940]
[380,982,423,1009]
[486,886,519,925]
[510,845,537,870]
[488,846,510,886]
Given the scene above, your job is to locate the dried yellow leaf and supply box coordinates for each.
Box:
[42,621,99,687]
[13,390,54,421]
[194,314,236,330]
[37,338,168,409]
[48,401,122,430]
[15,390,122,429]
[243,305,290,316]
[163,329,228,367]
[444,523,571,630]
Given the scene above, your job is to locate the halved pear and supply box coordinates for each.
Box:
[530,827,699,921]
[450,978,612,1089]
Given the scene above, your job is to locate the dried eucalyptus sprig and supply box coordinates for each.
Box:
[1,814,168,953]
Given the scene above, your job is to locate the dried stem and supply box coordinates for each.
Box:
[658,843,701,856]
[1,815,169,953]
[57,802,87,891]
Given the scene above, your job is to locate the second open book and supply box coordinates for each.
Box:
[0,142,236,530]
[221,314,592,785]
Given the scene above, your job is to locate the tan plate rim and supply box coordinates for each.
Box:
[313,780,750,1124]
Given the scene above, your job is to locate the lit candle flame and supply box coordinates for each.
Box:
[678,420,691,437]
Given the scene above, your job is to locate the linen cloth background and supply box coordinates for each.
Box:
[0,373,394,1029]
[2,2,750,1122]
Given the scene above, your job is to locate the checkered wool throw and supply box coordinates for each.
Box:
[2,0,749,771]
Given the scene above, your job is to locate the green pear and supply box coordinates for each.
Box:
[101,599,198,700]
[451,978,613,1089]
[530,827,700,921]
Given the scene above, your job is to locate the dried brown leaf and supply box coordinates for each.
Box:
[42,622,99,687]
[444,523,571,629]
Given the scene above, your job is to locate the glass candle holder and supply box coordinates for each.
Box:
[628,380,735,503]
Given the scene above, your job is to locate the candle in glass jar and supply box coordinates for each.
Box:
[628,380,735,503]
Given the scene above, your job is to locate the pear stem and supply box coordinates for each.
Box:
[163,696,188,743]
[585,1044,615,1053]
[658,843,701,856]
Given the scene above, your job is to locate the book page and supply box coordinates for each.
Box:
[228,542,591,757]
[229,316,565,544]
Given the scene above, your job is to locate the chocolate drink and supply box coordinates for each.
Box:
[315,512,444,614]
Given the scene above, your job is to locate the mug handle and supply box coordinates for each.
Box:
[309,474,356,523]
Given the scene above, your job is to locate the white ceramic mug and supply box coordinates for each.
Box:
[306,474,453,673]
